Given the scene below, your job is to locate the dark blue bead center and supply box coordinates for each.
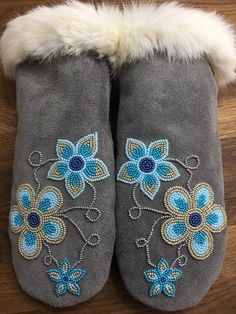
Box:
[160,277,166,284]
[139,157,155,173]
[69,156,84,171]
[27,212,41,228]
[63,276,69,282]
[189,212,202,227]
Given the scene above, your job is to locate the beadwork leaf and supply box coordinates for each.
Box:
[47,269,62,283]
[16,184,36,213]
[188,230,213,260]
[117,161,141,184]
[163,283,176,297]
[140,174,160,200]
[69,268,86,282]
[37,186,63,214]
[76,132,98,158]
[55,282,67,296]
[192,183,214,211]
[56,139,75,160]
[125,138,146,161]
[48,161,68,181]
[41,218,66,244]
[164,186,191,215]
[161,218,188,245]
[156,258,170,275]
[148,139,169,160]
[18,230,42,259]
[83,158,109,182]
[68,282,80,296]
[149,283,162,297]
[167,269,183,282]
[144,269,159,283]
[206,205,227,233]
[60,258,71,274]
[156,161,180,181]
[9,206,24,233]
[65,172,85,199]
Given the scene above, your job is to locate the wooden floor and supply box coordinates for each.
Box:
[0,1,236,313]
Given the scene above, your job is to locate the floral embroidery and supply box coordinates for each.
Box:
[122,144,227,298]
[117,138,179,199]
[48,132,109,198]
[144,258,182,297]
[47,258,86,296]
[9,184,66,259]
[161,183,227,260]
[9,132,108,297]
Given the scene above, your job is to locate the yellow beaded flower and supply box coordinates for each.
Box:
[161,183,227,260]
[9,184,66,259]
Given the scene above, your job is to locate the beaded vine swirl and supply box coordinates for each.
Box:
[117,137,227,298]
[9,132,110,297]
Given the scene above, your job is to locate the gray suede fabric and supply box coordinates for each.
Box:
[115,54,227,311]
[10,55,115,307]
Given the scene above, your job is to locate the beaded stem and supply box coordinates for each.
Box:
[171,243,188,268]
[28,150,57,194]
[43,241,59,268]
[55,213,100,266]
[136,215,170,267]
[130,154,200,268]
[167,155,200,192]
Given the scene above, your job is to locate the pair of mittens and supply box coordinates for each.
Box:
[1,1,235,311]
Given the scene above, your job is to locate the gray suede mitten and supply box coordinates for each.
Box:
[115,3,236,312]
[1,2,116,308]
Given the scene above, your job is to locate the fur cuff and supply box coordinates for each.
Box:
[1,1,236,87]
[0,1,120,78]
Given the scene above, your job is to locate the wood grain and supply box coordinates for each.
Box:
[0,1,236,313]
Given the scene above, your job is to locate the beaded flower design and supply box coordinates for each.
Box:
[48,132,109,198]
[9,184,66,259]
[144,258,182,298]
[117,138,180,199]
[161,183,227,260]
[47,258,86,296]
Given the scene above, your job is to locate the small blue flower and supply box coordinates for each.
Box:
[117,138,180,199]
[48,133,109,198]
[144,258,183,298]
[47,258,86,296]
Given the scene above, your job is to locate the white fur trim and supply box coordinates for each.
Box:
[1,1,236,87]
[0,1,121,78]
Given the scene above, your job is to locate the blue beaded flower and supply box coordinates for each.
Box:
[9,184,66,259]
[48,133,109,198]
[117,138,180,199]
[47,258,86,296]
[144,258,182,298]
[161,183,227,260]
